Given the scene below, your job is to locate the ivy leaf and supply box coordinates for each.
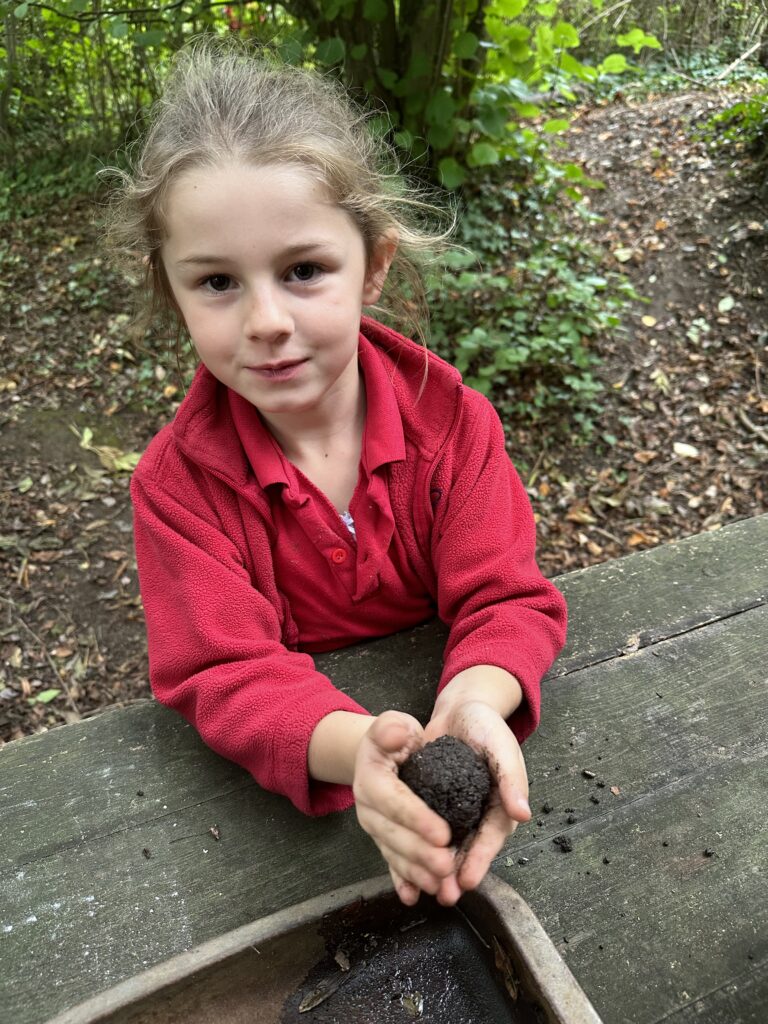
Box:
[552,21,579,48]
[616,28,662,53]
[599,53,628,75]
[454,31,479,59]
[494,0,528,16]
[476,104,508,137]
[543,118,570,133]
[425,89,456,126]
[350,43,368,60]
[109,18,129,39]
[427,123,455,149]
[468,142,500,167]
[377,67,398,90]
[438,157,466,189]
[14,3,29,17]
[513,101,543,118]
[315,36,345,65]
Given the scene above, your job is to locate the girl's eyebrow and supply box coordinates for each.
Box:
[176,241,339,266]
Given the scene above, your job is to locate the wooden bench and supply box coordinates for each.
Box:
[2,514,767,1024]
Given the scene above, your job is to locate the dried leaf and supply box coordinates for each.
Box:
[633,450,658,464]
[566,506,598,525]
[333,949,350,972]
[673,442,699,459]
[51,645,75,658]
[628,531,659,547]
[401,992,424,1019]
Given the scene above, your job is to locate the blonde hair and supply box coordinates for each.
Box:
[103,36,452,351]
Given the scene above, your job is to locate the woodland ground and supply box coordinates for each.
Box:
[1,88,766,743]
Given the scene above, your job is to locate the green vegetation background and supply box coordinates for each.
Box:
[2,0,767,429]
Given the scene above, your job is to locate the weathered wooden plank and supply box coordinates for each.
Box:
[495,603,768,1024]
[548,513,768,675]
[657,961,768,1024]
[499,756,767,1024]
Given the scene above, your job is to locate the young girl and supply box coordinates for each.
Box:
[108,39,567,909]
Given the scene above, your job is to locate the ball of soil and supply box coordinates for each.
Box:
[399,735,492,844]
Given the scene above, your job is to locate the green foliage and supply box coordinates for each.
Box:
[2,0,662,188]
[707,92,768,152]
[0,148,115,222]
[586,46,768,103]
[428,164,636,427]
[700,87,768,187]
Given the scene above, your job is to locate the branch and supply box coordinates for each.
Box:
[25,0,231,26]
[578,0,632,35]
[737,407,768,444]
[713,40,762,80]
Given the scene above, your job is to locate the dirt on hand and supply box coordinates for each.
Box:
[399,735,492,844]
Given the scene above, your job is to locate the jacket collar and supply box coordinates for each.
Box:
[171,318,462,485]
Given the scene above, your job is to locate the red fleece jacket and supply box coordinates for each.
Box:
[131,318,567,815]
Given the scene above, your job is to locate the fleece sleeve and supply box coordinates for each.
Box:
[430,389,567,742]
[131,470,371,816]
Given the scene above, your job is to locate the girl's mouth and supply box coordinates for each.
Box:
[249,359,308,381]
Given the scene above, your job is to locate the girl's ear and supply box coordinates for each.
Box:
[363,229,399,305]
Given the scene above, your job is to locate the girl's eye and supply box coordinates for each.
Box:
[289,263,320,283]
[203,274,234,292]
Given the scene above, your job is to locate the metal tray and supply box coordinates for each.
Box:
[46,873,603,1024]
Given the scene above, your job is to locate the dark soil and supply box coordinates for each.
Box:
[399,736,492,844]
[279,891,543,1023]
[0,87,765,744]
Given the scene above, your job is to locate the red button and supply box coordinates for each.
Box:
[331,548,347,564]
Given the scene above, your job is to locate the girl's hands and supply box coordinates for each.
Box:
[424,699,531,906]
[353,710,455,906]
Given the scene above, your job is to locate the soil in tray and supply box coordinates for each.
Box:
[278,894,545,1023]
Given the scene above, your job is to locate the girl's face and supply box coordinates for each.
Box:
[161,161,393,429]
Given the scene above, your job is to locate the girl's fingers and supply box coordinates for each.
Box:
[496,772,532,822]
[358,805,455,878]
[458,805,518,891]
[389,866,420,907]
[435,872,463,907]
[355,768,451,847]
[376,840,447,896]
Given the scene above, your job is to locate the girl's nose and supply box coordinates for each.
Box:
[244,285,293,341]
